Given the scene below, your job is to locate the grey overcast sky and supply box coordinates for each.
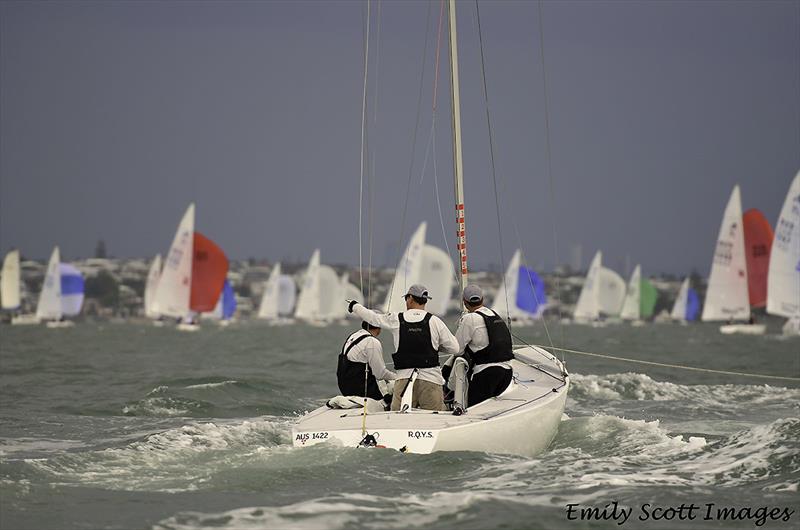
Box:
[1,0,798,276]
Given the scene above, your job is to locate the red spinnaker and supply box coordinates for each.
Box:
[190,232,229,312]
[742,208,773,308]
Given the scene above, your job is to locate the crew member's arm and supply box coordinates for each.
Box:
[431,316,459,355]
[351,303,399,330]
[366,339,396,380]
[454,313,479,355]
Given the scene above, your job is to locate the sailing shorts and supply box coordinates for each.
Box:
[391,378,445,411]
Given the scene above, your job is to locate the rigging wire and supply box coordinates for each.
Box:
[367,0,383,306]
[358,0,372,296]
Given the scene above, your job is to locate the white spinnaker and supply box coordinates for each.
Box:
[418,244,455,316]
[383,222,427,315]
[154,204,195,319]
[36,246,62,320]
[1,250,21,310]
[492,249,521,320]
[671,277,690,320]
[257,263,281,319]
[598,267,626,316]
[574,251,601,320]
[278,275,297,316]
[620,264,641,320]
[317,265,343,320]
[702,186,749,321]
[767,171,800,319]
[340,272,364,318]
[294,249,321,320]
[144,254,162,318]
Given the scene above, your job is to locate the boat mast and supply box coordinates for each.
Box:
[447,0,468,294]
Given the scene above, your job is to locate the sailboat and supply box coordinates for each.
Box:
[2,250,36,325]
[620,265,658,326]
[767,171,800,335]
[491,249,547,323]
[702,186,766,334]
[382,222,455,316]
[294,249,353,325]
[143,254,163,324]
[257,263,296,324]
[572,250,602,325]
[59,263,84,319]
[153,204,229,331]
[293,0,569,457]
[209,279,237,326]
[34,247,72,328]
[670,277,700,324]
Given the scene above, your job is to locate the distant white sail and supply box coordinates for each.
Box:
[671,277,690,320]
[620,265,641,320]
[340,273,364,319]
[492,249,521,320]
[598,267,626,316]
[574,251,602,320]
[154,204,195,319]
[383,222,427,315]
[1,249,21,310]
[317,265,344,321]
[418,244,455,316]
[278,275,297,316]
[144,254,162,318]
[294,249,321,321]
[702,186,749,321]
[767,171,800,320]
[257,263,282,320]
[36,246,62,321]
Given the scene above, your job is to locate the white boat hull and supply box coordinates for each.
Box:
[46,320,74,329]
[719,323,766,335]
[11,314,40,325]
[176,322,200,332]
[293,346,568,457]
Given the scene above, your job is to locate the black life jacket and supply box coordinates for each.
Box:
[391,312,440,370]
[466,309,515,366]
[337,331,383,400]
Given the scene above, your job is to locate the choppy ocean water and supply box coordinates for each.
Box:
[0,320,798,530]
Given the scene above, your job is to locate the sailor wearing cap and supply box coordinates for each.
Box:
[451,284,514,406]
[337,321,395,404]
[347,284,458,411]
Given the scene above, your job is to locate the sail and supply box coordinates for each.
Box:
[383,222,427,315]
[1,250,20,310]
[640,278,657,319]
[686,288,700,321]
[492,249,521,320]
[144,254,162,318]
[702,186,750,321]
[220,279,236,320]
[620,265,641,320]
[154,204,195,318]
[36,247,62,320]
[418,244,455,316]
[574,251,602,320]
[257,263,281,319]
[671,278,690,320]
[59,263,84,316]
[317,265,343,320]
[294,249,321,320]
[742,208,773,308]
[598,267,626,316]
[517,266,546,317]
[190,232,229,313]
[340,273,364,318]
[767,171,800,319]
[278,275,297,316]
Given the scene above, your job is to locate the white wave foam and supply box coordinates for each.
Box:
[184,380,239,390]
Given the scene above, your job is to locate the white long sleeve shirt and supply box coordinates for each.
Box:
[342,329,396,381]
[454,306,512,377]
[352,303,459,385]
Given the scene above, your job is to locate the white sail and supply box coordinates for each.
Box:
[1,249,21,310]
[573,251,602,320]
[598,267,626,316]
[340,272,364,319]
[383,222,427,314]
[36,246,62,321]
[671,277,690,321]
[418,244,455,316]
[767,171,800,319]
[154,204,195,319]
[317,265,343,321]
[492,249,521,320]
[294,249,321,321]
[278,275,297,316]
[257,263,282,319]
[619,265,641,320]
[702,186,749,321]
[144,254,162,318]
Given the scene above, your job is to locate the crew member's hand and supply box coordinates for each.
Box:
[347,299,358,313]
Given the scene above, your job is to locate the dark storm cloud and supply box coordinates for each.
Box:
[1,0,798,275]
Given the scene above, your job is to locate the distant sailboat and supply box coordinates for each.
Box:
[257,263,296,324]
[702,186,765,334]
[294,249,349,325]
[210,279,237,326]
[573,250,602,324]
[2,249,38,325]
[144,254,163,322]
[767,171,800,335]
[597,266,626,319]
[742,208,773,309]
[492,249,547,323]
[36,247,72,328]
[620,265,643,324]
[671,277,700,324]
[59,263,84,317]
[382,222,454,316]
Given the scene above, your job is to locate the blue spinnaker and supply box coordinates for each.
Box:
[686,287,700,321]
[221,280,236,320]
[516,266,546,316]
[59,263,84,316]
